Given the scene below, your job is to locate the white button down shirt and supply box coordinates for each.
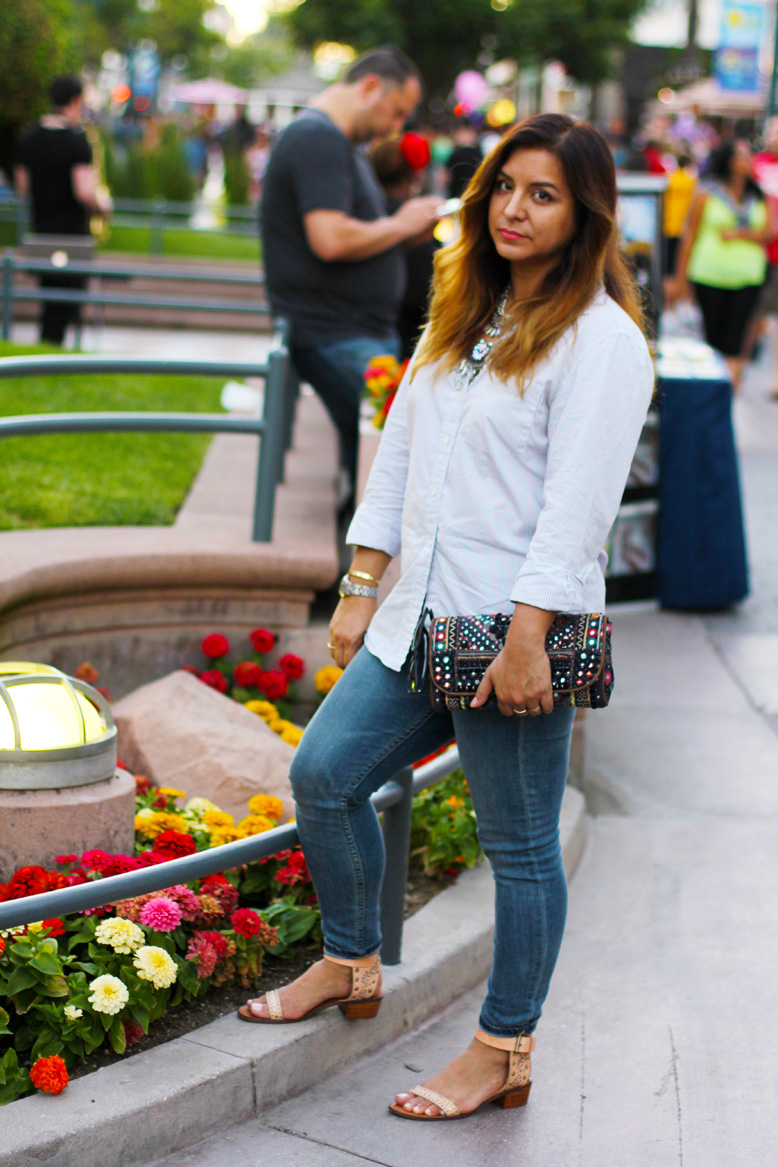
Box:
[347,289,655,671]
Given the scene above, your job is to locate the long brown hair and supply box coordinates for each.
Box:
[413,113,645,391]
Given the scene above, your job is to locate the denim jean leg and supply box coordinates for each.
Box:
[291,333,400,492]
[289,647,453,959]
[452,704,576,1036]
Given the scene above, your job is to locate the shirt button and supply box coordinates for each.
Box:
[431,489,437,497]
[443,436,450,445]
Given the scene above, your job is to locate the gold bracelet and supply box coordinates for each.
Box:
[348,569,382,587]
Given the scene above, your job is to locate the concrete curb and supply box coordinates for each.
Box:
[1,787,587,1167]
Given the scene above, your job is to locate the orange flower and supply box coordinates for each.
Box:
[30,1054,69,1095]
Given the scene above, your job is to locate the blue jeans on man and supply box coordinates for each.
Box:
[291,332,401,507]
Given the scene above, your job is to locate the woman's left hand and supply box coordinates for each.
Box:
[470,638,553,717]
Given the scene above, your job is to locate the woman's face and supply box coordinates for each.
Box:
[488,147,577,279]
[732,139,753,179]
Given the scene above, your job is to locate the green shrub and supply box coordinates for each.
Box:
[223,148,250,207]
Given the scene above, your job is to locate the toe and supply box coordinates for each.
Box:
[248,998,267,1017]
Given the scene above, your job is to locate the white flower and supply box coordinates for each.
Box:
[133,945,177,989]
[95,917,145,954]
[64,1005,83,1022]
[88,974,129,1015]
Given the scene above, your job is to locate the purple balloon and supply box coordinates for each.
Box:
[454,70,489,110]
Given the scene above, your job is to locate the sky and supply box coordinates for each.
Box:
[219,0,271,38]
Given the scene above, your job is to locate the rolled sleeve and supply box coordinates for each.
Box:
[511,331,654,612]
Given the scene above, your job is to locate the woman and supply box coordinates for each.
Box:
[670,138,775,390]
[239,114,654,1121]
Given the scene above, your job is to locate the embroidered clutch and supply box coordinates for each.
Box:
[416,612,613,712]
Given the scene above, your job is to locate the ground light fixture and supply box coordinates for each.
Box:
[0,661,117,790]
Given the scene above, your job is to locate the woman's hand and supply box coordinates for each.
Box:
[665,274,691,306]
[328,597,377,670]
[470,603,555,717]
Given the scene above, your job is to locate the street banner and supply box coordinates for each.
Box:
[714,0,766,91]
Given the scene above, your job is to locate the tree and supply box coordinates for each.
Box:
[0,0,84,178]
[284,0,653,98]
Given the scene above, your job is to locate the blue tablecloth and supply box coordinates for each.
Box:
[656,340,748,609]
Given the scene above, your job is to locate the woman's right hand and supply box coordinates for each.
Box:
[665,274,691,306]
[328,597,377,670]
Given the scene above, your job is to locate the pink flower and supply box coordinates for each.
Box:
[163,884,202,922]
[186,932,219,979]
[140,896,182,932]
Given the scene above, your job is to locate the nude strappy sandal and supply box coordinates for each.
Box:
[237,952,382,1023]
[388,1028,535,1120]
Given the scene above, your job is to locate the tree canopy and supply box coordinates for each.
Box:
[285,0,652,95]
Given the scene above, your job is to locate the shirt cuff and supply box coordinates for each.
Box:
[510,564,585,613]
[345,508,402,558]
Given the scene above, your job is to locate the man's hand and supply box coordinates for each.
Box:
[391,196,441,241]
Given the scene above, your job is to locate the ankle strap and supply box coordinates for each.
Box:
[475,1027,536,1054]
[323,951,381,969]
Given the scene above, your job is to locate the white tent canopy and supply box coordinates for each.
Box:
[169,78,250,105]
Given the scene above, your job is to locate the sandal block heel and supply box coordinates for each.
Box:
[338,996,382,1019]
[493,1082,531,1109]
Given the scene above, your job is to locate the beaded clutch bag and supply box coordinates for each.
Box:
[411,612,613,712]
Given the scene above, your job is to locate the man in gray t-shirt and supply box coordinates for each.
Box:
[261,46,439,510]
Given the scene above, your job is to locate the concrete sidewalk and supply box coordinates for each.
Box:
[140,366,778,1166]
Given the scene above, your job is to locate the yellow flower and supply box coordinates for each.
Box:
[201,810,234,829]
[315,665,343,694]
[157,787,186,800]
[26,921,44,933]
[88,974,129,1015]
[237,813,276,835]
[244,699,278,721]
[135,811,190,839]
[248,794,284,819]
[266,717,286,733]
[280,726,304,747]
[208,826,239,847]
[185,796,220,816]
[133,945,177,990]
[369,354,398,371]
[95,917,145,954]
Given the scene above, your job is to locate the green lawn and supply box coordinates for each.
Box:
[100,223,260,262]
[0,341,225,530]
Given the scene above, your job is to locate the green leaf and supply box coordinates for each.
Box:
[30,952,63,977]
[0,1007,11,1036]
[30,1028,64,1063]
[5,966,37,996]
[109,1017,126,1055]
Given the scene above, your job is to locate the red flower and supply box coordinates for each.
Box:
[40,917,66,937]
[30,1055,69,1096]
[74,661,99,684]
[0,937,5,957]
[233,661,264,688]
[278,653,305,681]
[123,1022,145,1048]
[186,932,219,978]
[230,907,263,938]
[400,131,431,170]
[200,670,228,693]
[55,854,78,867]
[136,851,166,867]
[200,873,239,914]
[80,850,113,873]
[202,633,230,659]
[179,665,200,676]
[200,930,229,960]
[153,830,198,861]
[259,669,288,700]
[249,627,276,653]
[274,850,311,887]
[3,865,67,900]
[100,854,141,877]
[134,774,152,795]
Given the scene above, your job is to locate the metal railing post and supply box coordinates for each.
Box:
[379,765,414,966]
[15,198,26,245]
[252,345,288,541]
[2,252,14,341]
[151,199,165,255]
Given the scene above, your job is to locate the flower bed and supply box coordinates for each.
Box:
[0,630,482,1105]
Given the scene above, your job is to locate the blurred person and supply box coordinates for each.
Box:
[261,45,440,513]
[444,118,483,199]
[669,139,774,390]
[751,118,778,397]
[14,75,111,346]
[663,151,697,275]
[642,138,668,175]
[369,132,437,358]
[239,113,653,1122]
[246,126,272,204]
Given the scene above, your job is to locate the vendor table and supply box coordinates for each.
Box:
[654,338,749,609]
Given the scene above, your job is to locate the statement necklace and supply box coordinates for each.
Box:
[452,290,510,389]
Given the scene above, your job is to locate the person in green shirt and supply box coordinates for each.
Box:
[669,138,775,390]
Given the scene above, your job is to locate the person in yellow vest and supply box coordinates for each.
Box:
[669,138,775,390]
[663,150,696,275]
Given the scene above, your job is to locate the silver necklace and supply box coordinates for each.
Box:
[452,290,509,389]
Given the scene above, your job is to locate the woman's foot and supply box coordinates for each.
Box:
[244,957,381,1020]
[394,1038,510,1117]
[245,959,352,1020]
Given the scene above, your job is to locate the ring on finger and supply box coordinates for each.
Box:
[327,642,336,650]
[512,707,528,716]
[528,705,542,714]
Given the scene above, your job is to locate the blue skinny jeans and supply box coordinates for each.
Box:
[288,646,575,1038]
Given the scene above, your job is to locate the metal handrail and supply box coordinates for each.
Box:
[11,258,265,285]
[0,346,293,542]
[0,746,462,966]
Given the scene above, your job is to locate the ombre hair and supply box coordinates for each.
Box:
[413,113,645,391]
